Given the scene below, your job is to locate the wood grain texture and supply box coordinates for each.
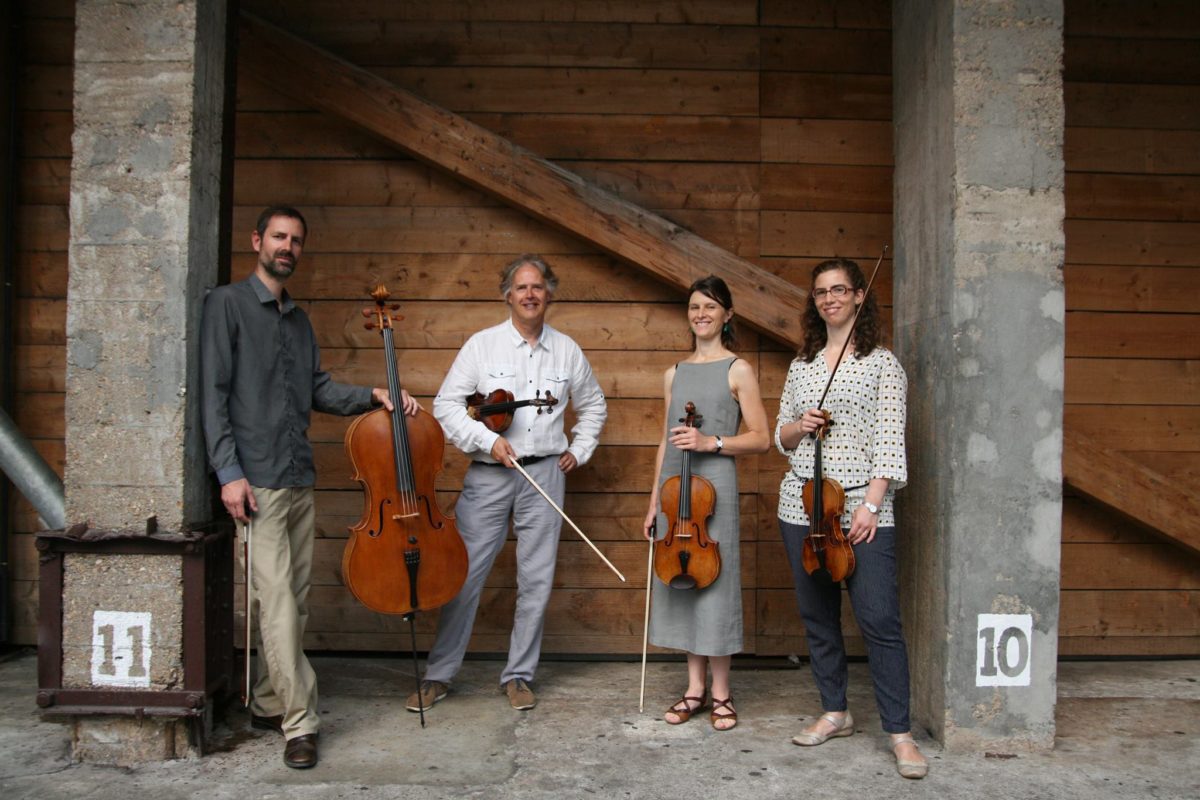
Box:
[7,0,1199,659]
[1063,429,1200,556]
[238,12,808,345]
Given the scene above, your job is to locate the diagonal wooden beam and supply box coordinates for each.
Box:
[1063,429,1200,557]
[237,12,808,347]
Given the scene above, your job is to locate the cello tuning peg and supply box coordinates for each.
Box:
[364,322,377,330]
[361,308,373,317]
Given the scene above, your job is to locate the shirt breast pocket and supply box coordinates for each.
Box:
[485,364,517,393]
[543,370,570,404]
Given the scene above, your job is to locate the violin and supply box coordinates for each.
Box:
[466,388,557,432]
[799,247,887,582]
[342,286,469,617]
[800,411,854,582]
[654,401,721,590]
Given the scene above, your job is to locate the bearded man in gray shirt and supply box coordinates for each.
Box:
[200,206,418,769]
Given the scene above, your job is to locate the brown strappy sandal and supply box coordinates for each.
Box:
[710,697,738,731]
[664,692,707,724]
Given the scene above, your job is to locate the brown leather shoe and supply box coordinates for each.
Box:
[406,680,448,712]
[250,713,284,735]
[504,678,536,710]
[284,734,318,769]
[284,733,318,768]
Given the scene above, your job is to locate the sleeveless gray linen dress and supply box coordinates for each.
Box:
[649,357,743,656]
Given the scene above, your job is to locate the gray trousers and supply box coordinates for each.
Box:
[424,458,565,686]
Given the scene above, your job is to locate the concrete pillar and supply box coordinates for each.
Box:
[63,0,231,762]
[66,0,229,532]
[892,0,1065,751]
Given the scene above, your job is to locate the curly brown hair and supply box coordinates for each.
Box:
[797,258,881,363]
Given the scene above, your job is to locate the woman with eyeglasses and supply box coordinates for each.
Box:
[774,258,927,779]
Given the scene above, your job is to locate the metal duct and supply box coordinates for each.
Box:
[0,405,65,530]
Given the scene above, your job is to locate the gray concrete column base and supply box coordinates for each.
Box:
[71,715,195,765]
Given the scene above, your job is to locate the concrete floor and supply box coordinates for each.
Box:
[0,649,1197,799]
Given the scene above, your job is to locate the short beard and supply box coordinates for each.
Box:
[262,256,295,280]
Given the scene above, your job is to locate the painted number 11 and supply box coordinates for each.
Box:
[91,610,153,688]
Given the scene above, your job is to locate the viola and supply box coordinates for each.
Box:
[654,401,721,590]
[798,246,887,582]
[342,286,469,616]
[800,411,854,582]
[466,388,557,433]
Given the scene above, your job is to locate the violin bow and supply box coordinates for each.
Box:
[639,523,655,712]
[816,245,888,412]
[509,460,627,582]
[243,519,253,708]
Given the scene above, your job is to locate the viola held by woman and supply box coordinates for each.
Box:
[654,401,721,590]
[800,410,855,582]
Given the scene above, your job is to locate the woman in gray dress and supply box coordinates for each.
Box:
[642,276,769,731]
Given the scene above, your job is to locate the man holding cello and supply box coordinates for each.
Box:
[410,254,607,712]
[200,206,420,768]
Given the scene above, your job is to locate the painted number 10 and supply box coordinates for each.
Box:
[976,613,1032,687]
[91,610,153,688]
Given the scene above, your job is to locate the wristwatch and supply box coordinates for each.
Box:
[863,501,879,515]
[713,435,724,453]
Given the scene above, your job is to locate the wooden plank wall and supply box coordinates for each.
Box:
[226,0,894,656]
[1060,0,1200,656]
[10,0,73,644]
[7,0,1197,658]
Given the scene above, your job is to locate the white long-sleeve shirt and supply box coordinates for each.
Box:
[433,318,607,464]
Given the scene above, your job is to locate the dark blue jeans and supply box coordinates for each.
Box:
[778,519,912,733]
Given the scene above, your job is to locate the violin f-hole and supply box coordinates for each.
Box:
[370,498,390,538]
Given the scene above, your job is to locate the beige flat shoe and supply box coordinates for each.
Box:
[791,711,854,746]
[891,733,929,779]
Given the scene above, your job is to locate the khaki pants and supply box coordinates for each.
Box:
[244,486,319,739]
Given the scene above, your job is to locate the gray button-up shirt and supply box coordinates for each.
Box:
[200,274,373,489]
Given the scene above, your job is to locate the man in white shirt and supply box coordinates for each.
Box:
[408,254,607,711]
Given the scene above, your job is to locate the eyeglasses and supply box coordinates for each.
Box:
[811,284,852,300]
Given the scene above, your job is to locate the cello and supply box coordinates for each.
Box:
[342,286,469,723]
[800,247,887,583]
[654,401,721,590]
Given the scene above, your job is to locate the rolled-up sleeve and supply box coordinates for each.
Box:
[870,353,908,489]
[433,336,501,456]
[565,351,606,466]
[311,336,373,416]
[774,366,800,457]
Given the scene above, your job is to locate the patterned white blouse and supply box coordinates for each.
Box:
[775,346,908,527]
